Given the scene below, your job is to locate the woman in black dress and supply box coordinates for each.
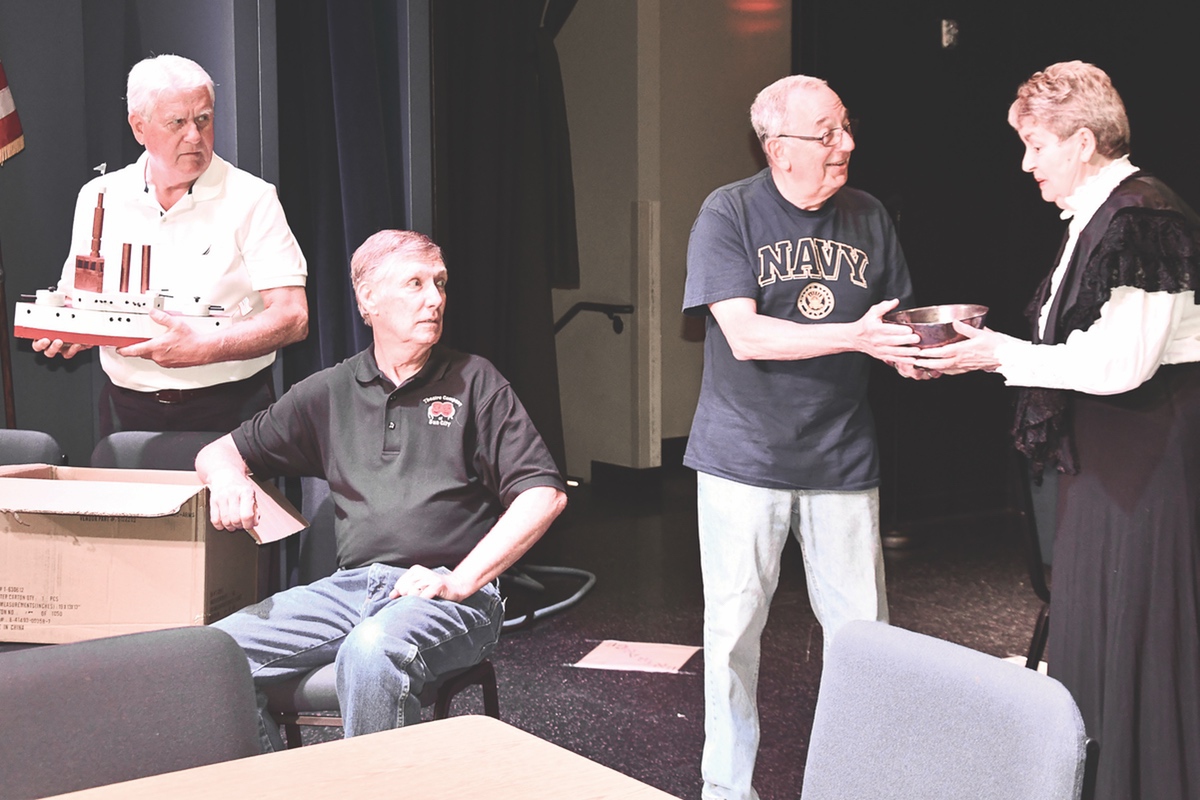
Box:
[918,60,1200,800]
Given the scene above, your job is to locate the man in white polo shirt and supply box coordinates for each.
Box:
[34,54,308,435]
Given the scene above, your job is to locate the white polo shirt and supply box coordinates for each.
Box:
[59,152,308,391]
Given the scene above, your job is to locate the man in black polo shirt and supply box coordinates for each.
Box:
[197,229,567,752]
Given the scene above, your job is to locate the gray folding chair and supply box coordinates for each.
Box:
[89,429,225,470]
[0,428,66,466]
[264,477,499,747]
[0,626,260,799]
[264,658,500,748]
[801,620,1096,800]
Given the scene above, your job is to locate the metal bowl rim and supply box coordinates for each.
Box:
[883,303,989,325]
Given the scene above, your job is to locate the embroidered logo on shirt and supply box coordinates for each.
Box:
[424,395,463,427]
[797,282,835,319]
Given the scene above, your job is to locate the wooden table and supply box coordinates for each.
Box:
[47,714,679,799]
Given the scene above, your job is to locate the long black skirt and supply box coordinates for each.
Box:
[1049,363,1200,800]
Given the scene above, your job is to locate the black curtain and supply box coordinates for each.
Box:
[275,1,412,588]
[276,1,408,384]
[276,1,574,474]
[536,0,581,293]
[429,0,577,472]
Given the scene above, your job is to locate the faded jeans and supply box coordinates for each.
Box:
[696,472,888,800]
[212,563,504,752]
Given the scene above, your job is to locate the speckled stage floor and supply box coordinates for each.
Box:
[301,464,1043,800]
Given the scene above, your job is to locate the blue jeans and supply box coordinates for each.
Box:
[212,563,504,752]
[696,472,888,800]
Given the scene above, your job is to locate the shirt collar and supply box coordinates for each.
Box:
[1059,155,1138,224]
[188,152,227,200]
[354,344,449,389]
[136,151,227,203]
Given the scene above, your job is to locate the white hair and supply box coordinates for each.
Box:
[750,74,830,143]
[126,54,215,120]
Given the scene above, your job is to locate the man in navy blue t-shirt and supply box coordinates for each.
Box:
[683,75,933,800]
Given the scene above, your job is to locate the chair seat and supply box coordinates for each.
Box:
[264,658,499,747]
[263,662,341,713]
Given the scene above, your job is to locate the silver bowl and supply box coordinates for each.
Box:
[883,303,988,348]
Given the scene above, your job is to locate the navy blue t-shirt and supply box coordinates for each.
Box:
[682,169,914,491]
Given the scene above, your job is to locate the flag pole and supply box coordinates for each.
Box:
[1,58,27,427]
[0,237,15,427]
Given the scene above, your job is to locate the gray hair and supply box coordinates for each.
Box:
[1008,61,1130,159]
[126,55,215,120]
[350,230,445,325]
[750,74,830,143]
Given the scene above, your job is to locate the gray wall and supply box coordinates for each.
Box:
[553,0,791,479]
[0,0,276,465]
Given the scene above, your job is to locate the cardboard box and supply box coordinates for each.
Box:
[0,464,307,644]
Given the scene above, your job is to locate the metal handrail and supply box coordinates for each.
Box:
[553,302,634,334]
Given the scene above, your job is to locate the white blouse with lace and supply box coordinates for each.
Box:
[995,157,1200,393]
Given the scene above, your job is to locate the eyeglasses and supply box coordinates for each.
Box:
[774,120,858,148]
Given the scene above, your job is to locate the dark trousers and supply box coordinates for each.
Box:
[98,367,275,437]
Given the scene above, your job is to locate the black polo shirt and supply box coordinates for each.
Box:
[232,345,564,569]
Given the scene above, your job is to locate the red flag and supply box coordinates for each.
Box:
[0,59,25,165]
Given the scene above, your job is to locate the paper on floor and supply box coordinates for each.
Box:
[573,640,701,673]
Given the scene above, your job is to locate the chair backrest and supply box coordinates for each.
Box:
[0,626,260,799]
[801,620,1094,800]
[293,475,339,585]
[0,428,66,466]
[90,430,225,470]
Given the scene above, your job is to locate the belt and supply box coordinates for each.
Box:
[149,387,222,405]
[116,368,272,405]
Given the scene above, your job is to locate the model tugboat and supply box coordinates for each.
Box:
[12,191,237,348]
